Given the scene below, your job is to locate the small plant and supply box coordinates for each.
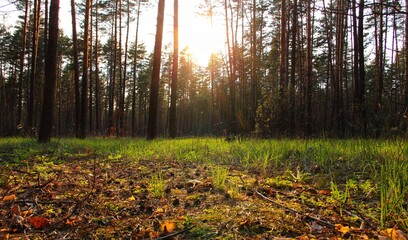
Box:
[212,166,228,190]
[380,157,408,230]
[149,172,166,198]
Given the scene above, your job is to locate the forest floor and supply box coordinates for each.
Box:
[0,138,407,239]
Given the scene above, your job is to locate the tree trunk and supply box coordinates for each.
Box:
[169,0,179,138]
[17,0,29,126]
[147,0,165,140]
[38,0,59,143]
[132,0,141,136]
[95,0,100,132]
[279,0,288,135]
[405,0,408,109]
[79,0,91,138]
[305,0,312,136]
[71,0,81,137]
[249,0,258,133]
[27,0,41,132]
[288,0,297,135]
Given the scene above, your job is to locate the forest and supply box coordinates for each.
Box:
[0,0,407,139]
[1,0,408,239]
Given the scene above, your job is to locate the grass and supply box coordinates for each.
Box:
[1,137,407,232]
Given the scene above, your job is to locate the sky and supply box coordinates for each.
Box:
[0,0,227,66]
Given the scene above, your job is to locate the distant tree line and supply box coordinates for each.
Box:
[0,0,408,140]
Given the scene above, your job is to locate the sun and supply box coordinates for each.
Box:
[178,3,225,67]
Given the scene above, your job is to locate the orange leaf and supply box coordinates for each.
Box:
[29,216,50,229]
[335,224,351,236]
[318,190,331,195]
[380,228,408,240]
[160,220,176,233]
[2,194,16,202]
[155,208,165,214]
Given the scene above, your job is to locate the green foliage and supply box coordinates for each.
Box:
[149,172,166,198]
[380,153,408,230]
[211,166,228,190]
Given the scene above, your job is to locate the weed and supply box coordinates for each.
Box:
[211,166,228,190]
[149,172,166,198]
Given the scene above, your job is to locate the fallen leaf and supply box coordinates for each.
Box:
[2,194,16,202]
[21,209,33,217]
[10,205,20,216]
[28,216,50,229]
[317,190,331,195]
[155,208,165,214]
[127,195,136,201]
[335,224,351,236]
[380,227,408,240]
[160,220,176,233]
[66,216,82,226]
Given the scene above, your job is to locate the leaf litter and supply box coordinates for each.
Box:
[0,152,407,239]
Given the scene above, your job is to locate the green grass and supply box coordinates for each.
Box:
[1,137,407,231]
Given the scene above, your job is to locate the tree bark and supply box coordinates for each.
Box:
[305,0,313,136]
[169,0,179,138]
[79,0,91,138]
[71,0,81,137]
[17,0,29,126]
[279,0,288,135]
[38,0,59,143]
[147,0,165,140]
[132,0,141,136]
[27,0,41,132]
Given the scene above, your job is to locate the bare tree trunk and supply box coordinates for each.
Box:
[109,0,118,132]
[405,0,408,109]
[224,0,237,135]
[27,0,41,132]
[132,0,141,136]
[89,5,94,133]
[71,0,81,137]
[121,0,131,135]
[147,0,165,140]
[38,0,59,143]
[279,0,288,135]
[17,0,29,126]
[249,0,258,133]
[305,0,313,136]
[169,0,178,138]
[288,0,297,135]
[95,0,100,132]
[79,0,91,138]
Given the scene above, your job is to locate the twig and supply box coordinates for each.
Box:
[255,189,335,228]
[155,225,195,240]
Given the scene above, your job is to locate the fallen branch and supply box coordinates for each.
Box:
[255,189,335,228]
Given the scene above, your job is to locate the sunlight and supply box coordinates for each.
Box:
[178,2,225,67]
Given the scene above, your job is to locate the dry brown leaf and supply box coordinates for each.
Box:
[28,216,50,229]
[160,220,176,233]
[10,205,20,216]
[2,194,16,202]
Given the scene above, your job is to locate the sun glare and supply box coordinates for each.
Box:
[178,3,225,67]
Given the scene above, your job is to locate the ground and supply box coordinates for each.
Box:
[0,138,407,239]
